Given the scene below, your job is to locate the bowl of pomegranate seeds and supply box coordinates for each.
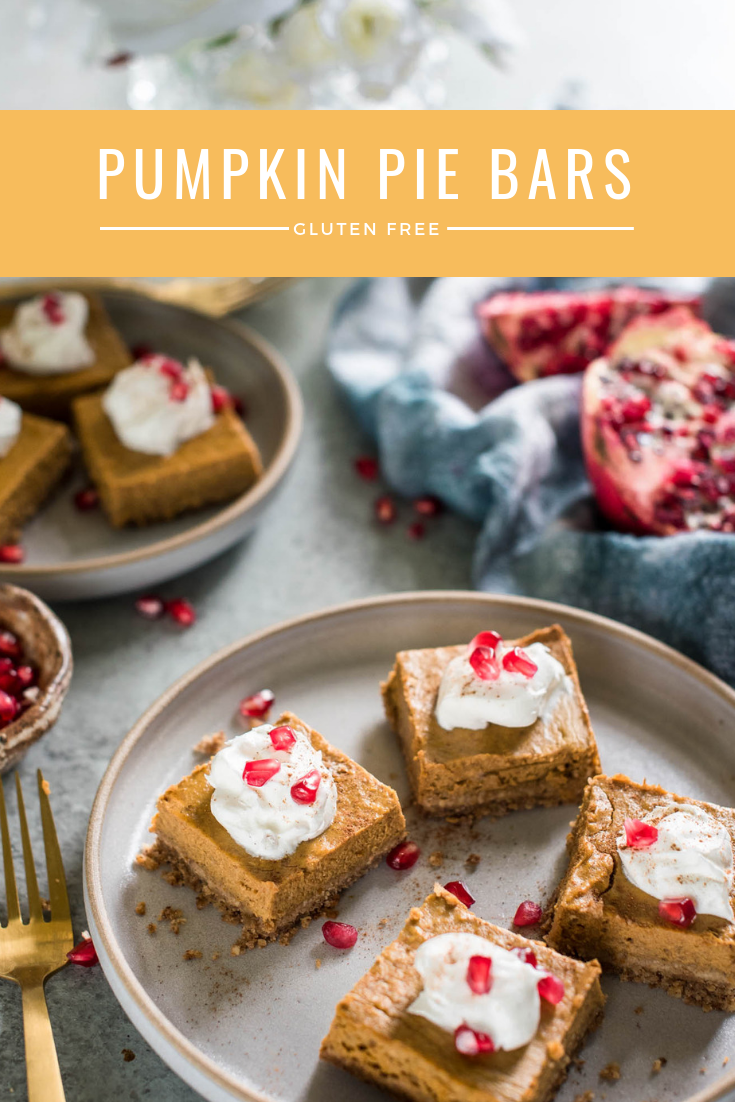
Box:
[0,583,72,772]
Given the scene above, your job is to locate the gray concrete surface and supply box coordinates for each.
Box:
[0,276,478,1100]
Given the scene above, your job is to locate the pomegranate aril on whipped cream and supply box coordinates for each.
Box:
[478,286,700,383]
[41,294,65,325]
[582,307,735,535]
[386,840,420,869]
[243,758,281,786]
[270,725,296,752]
[469,645,500,681]
[502,647,538,678]
[322,920,358,948]
[291,768,321,804]
[537,973,565,1005]
[623,818,658,849]
[454,1025,495,1056]
[466,955,493,994]
[658,898,697,928]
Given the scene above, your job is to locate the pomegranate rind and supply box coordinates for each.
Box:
[478,288,700,383]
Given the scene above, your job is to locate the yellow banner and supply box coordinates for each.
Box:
[2,110,730,274]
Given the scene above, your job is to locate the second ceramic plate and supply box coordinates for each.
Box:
[0,284,302,601]
[85,592,735,1102]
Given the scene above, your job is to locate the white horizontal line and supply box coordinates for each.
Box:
[446,226,634,232]
[99,226,291,231]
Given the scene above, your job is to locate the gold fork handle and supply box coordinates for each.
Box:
[21,982,66,1102]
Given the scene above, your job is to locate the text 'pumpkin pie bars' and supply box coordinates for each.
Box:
[0,395,72,544]
[140,712,406,950]
[0,290,131,418]
[545,774,735,1010]
[73,352,262,527]
[381,625,600,819]
[321,884,604,1102]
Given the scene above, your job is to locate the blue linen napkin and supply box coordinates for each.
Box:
[327,276,735,686]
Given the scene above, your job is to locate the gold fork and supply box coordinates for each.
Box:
[0,772,73,1102]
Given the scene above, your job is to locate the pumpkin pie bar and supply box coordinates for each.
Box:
[545,774,735,1010]
[382,625,599,819]
[143,712,406,950]
[0,409,73,544]
[73,372,262,528]
[0,292,131,418]
[321,884,604,1102]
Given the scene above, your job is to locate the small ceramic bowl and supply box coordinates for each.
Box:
[0,583,73,772]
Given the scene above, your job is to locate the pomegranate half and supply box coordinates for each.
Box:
[582,307,735,536]
[478,287,700,383]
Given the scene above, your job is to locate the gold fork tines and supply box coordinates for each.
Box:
[0,771,73,1102]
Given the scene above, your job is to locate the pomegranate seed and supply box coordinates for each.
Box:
[623,818,658,849]
[210,384,232,413]
[375,496,397,525]
[0,669,19,695]
[658,897,696,928]
[444,881,475,908]
[537,974,565,1005]
[132,343,153,360]
[0,632,21,659]
[269,725,296,752]
[291,768,321,805]
[355,455,379,481]
[15,665,35,690]
[620,395,652,423]
[466,955,492,994]
[0,658,12,675]
[414,496,442,517]
[702,405,721,424]
[502,648,538,678]
[66,937,99,967]
[470,631,502,653]
[407,521,426,540]
[469,646,500,681]
[0,691,19,724]
[41,294,64,325]
[513,900,543,927]
[513,947,538,968]
[169,380,190,403]
[166,598,196,627]
[158,357,183,379]
[74,487,99,512]
[105,50,133,67]
[386,840,420,870]
[454,1025,495,1056]
[239,690,275,720]
[243,758,281,786]
[135,595,165,620]
[322,920,358,949]
[0,545,24,564]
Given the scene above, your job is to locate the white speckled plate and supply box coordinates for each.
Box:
[0,284,302,601]
[85,592,735,1102]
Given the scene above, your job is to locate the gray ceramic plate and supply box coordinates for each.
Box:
[85,592,735,1102]
[0,285,302,601]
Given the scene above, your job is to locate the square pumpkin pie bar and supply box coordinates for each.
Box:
[0,290,131,418]
[73,353,262,527]
[321,884,604,1102]
[545,774,735,1010]
[382,625,599,819]
[144,711,406,950]
[0,397,73,544]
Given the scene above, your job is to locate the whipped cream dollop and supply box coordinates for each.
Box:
[435,641,571,731]
[0,397,22,459]
[618,804,735,923]
[409,932,542,1051]
[207,722,338,861]
[0,292,94,374]
[103,354,215,457]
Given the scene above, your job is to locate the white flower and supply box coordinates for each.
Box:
[420,0,523,67]
[319,0,423,66]
[277,2,337,72]
[219,40,305,106]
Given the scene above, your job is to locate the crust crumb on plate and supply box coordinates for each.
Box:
[599,1062,621,1082]
[193,731,226,756]
[134,901,146,916]
[183,949,202,960]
